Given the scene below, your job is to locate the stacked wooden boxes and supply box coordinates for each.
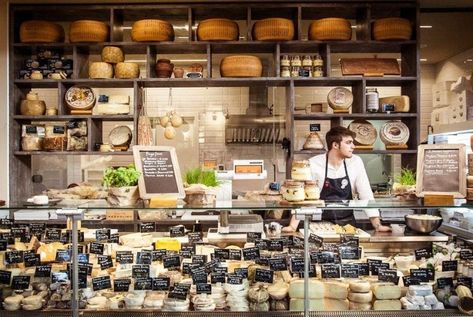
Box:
[431,81,455,126]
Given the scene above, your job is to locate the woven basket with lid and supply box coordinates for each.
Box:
[20,20,65,43]
[197,18,239,41]
[253,18,294,41]
[220,55,263,77]
[131,19,174,42]
[373,17,412,41]
[70,20,108,42]
[309,18,352,41]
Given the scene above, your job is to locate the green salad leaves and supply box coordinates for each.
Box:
[102,164,140,187]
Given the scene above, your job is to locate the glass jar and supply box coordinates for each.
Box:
[291,160,312,181]
[291,66,300,77]
[282,180,305,202]
[304,180,320,200]
[366,88,379,112]
[291,55,302,67]
[302,55,313,67]
[281,55,291,67]
[281,66,291,77]
[313,66,324,77]
[313,54,324,67]
[300,66,312,77]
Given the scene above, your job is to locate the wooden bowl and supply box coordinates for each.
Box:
[131,19,174,42]
[197,18,239,41]
[309,18,352,41]
[220,55,263,77]
[70,20,109,42]
[253,18,294,41]
[373,17,412,41]
[20,20,64,43]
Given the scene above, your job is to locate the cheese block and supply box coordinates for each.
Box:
[289,299,349,311]
[406,293,425,305]
[408,285,432,297]
[349,280,371,293]
[372,283,401,300]
[424,294,438,306]
[96,103,130,115]
[37,242,65,262]
[324,281,349,299]
[379,95,410,112]
[119,233,153,248]
[325,299,349,311]
[373,299,402,310]
[155,238,181,252]
[349,301,372,310]
[289,279,324,299]
[348,291,373,303]
[108,95,130,104]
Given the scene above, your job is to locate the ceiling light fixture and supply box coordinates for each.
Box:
[420,25,433,29]
[420,58,428,62]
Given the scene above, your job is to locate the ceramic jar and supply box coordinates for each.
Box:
[156,59,174,78]
[173,67,184,78]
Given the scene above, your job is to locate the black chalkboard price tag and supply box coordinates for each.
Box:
[140,222,156,233]
[107,233,120,243]
[357,263,370,276]
[247,232,261,243]
[291,236,304,249]
[255,239,269,250]
[11,275,30,290]
[321,264,341,279]
[254,268,274,283]
[458,277,473,289]
[269,257,288,271]
[11,226,27,238]
[0,270,11,285]
[170,225,185,237]
[255,255,270,266]
[89,242,104,255]
[188,232,203,244]
[134,278,153,291]
[378,269,399,284]
[163,254,181,269]
[114,279,131,292]
[35,265,52,278]
[169,285,188,300]
[309,233,323,247]
[204,259,219,273]
[24,251,40,267]
[95,228,111,241]
[298,265,316,278]
[341,264,359,278]
[290,257,305,273]
[370,262,389,276]
[341,234,359,248]
[192,255,207,265]
[77,253,89,264]
[52,271,69,283]
[92,276,111,291]
[45,228,61,241]
[211,272,226,284]
[214,248,230,260]
[98,255,113,270]
[402,276,420,287]
[192,271,208,284]
[116,251,134,264]
[152,277,170,291]
[442,260,458,272]
[5,250,23,264]
[56,249,71,262]
[227,274,243,285]
[437,277,454,289]
[235,268,248,278]
[340,246,361,260]
[460,249,473,260]
[415,248,433,260]
[317,251,338,264]
[196,283,212,295]
[137,251,153,265]
[229,249,242,260]
[30,223,45,236]
[132,265,150,279]
[268,239,284,252]
[0,239,7,251]
[153,249,167,262]
[0,218,12,229]
[410,269,429,282]
[310,123,321,132]
[243,247,260,261]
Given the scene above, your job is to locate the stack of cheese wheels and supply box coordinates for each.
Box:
[324,281,349,310]
[372,282,402,310]
[289,279,324,311]
[348,280,373,310]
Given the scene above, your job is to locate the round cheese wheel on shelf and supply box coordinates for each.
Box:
[380,120,410,146]
[327,87,353,111]
[349,280,371,293]
[349,301,372,310]
[348,291,373,303]
[348,119,377,145]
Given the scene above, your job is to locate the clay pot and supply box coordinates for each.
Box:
[155,59,174,78]
[173,67,184,78]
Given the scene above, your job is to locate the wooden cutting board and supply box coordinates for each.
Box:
[340,58,400,76]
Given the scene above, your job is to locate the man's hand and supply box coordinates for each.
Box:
[375,224,391,232]
[282,226,296,233]
[369,217,391,232]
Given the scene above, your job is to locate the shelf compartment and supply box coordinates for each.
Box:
[14,151,133,156]
[14,115,135,121]
[141,77,289,88]
[294,149,417,155]
[294,113,417,120]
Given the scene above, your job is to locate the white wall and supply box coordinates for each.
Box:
[0,0,8,202]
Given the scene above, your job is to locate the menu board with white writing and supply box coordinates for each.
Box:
[133,146,185,199]
[416,144,466,198]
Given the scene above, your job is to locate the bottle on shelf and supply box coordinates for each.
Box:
[366,88,380,113]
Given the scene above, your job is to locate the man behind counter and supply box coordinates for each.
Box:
[283,126,391,232]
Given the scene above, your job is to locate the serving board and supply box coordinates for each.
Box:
[340,58,400,76]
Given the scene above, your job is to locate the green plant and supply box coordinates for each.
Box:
[102,164,140,187]
[394,167,416,186]
[184,167,219,187]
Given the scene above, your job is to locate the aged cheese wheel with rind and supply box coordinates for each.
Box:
[348,119,377,145]
[380,120,409,146]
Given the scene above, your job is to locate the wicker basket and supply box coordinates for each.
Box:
[101,46,124,64]
[373,17,412,41]
[131,19,174,42]
[89,62,113,79]
[70,20,108,42]
[115,62,140,79]
[20,20,64,43]
[309,18,352,41]
[220,55,263,77]
[253,18,294,41]
[197,18,239,41]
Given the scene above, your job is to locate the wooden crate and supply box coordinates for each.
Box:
[106,209,135,221]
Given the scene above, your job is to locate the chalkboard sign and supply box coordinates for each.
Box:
[290,257,305,273]
[442,260,458,272]
[269,257,288,271]
[341,264,359,278]
[235,268,248,278]
[229,249,242,261]
[134,278,153,291]
[192,255,207,265]
[211,272,226,284]
[133,146,185,199]
[415,247,432,260]
[378,269,399,284]
[140,222,156,233]
[137,251,152,265]
[35,265,52,278]
[0,239,7,251]
[152,277,170,291]
[416,144,466,198]
[461,249,473,260]
[0,270,11,285]
[132,265,150,279]
[196,283,212,295]
[227,274,243,285]
[169,285,188,300]
[247,232,261,243]
[116,251,134,264]
[410,268,429,282]
[243,247,260,260]
[114,279,131,292]
[254,268,274,283]
[403,276,420,287]
[11,275,30,290]
[92,276,111,291]
[458,277,473,289]
[321,264,341,279]
[437,277,454,289]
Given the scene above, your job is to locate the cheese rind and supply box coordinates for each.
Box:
[373,299,402,310]
[348,291,373,303]
[289,279,324,299]
[349,301,372,310]
[372,284,401,300]
[324,281,348,299]
[349,280,371,293]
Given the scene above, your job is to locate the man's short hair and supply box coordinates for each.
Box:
[326,126,356,150]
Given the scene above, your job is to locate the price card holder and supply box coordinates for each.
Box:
[0,270,12,285]
[378,269,399,284]
[415,247,433,260]
[152,277,170,291]
[114,279,131,292]
[196,283,212,295]
[321,264,341,279]
[243,247,260,261]
[254,268,274,283]
[92,276,111,291]
[11,275,30,290]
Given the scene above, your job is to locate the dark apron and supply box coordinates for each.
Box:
[320,155,355,226]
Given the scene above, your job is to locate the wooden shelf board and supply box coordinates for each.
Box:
[141,77,289,87]
[294,149,417,155]
[294,113,418,120]
[14,115,134,121]
[14,151,133,156]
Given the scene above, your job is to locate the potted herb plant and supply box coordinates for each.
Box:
[183,167,220,206]
[102,164,140,206]
[392,167,417,200]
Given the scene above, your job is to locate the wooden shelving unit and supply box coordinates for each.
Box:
[9,1,419,201]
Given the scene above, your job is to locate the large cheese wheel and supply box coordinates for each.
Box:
[372,284,401,300]
[380,120,410,146]
[324,281,348,299]
[373,299,402,310]
[289,279,324,299]
[349,280,371,293]
[348,291,373,303]
[348,119,377,145]
[349,301,372,310]
[327,87,353,111]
